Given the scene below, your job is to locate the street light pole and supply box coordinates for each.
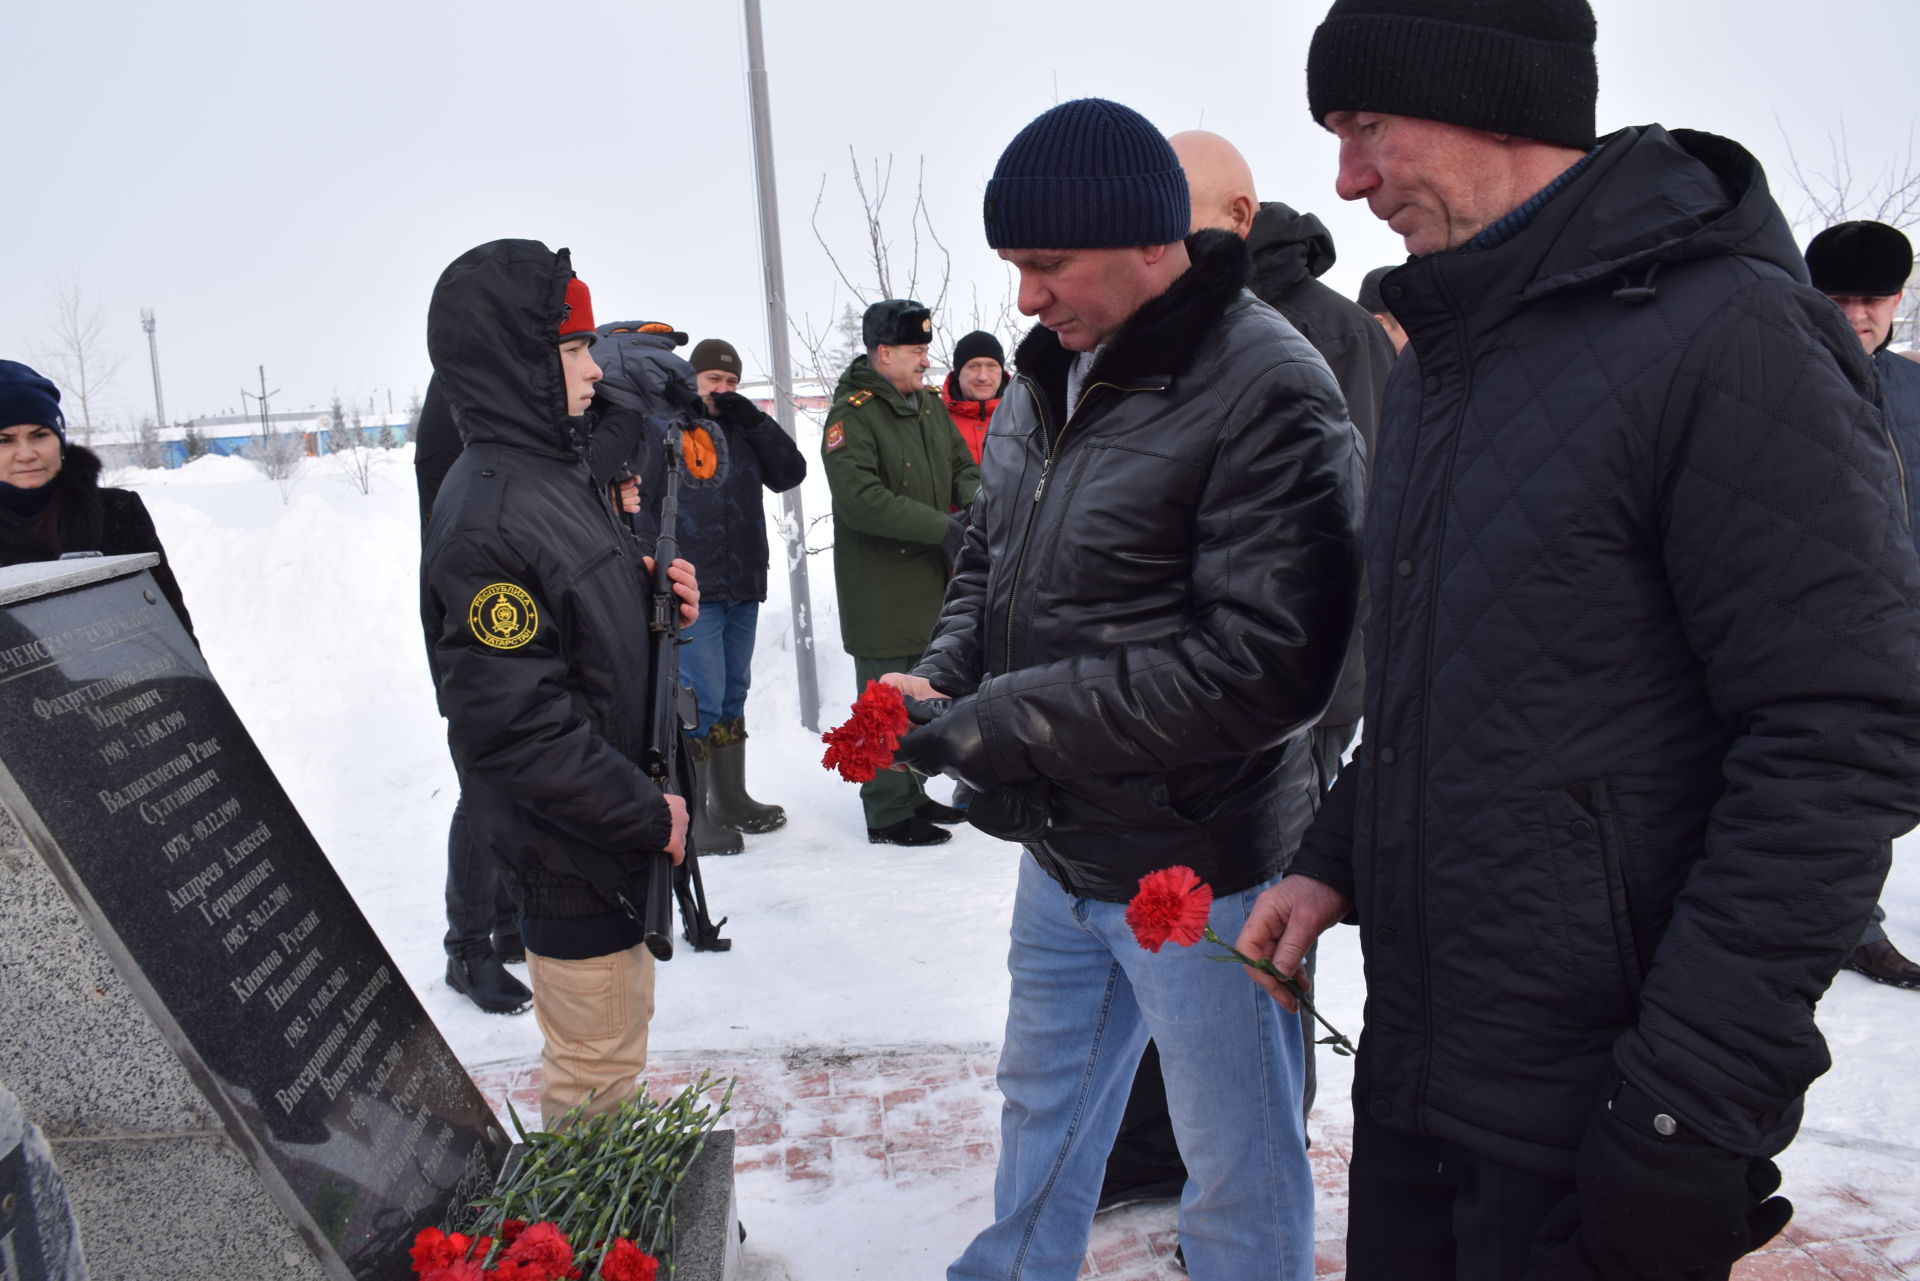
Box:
[742,0,823,732]
[140,309,166,428]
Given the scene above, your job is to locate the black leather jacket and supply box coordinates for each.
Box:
[904,230,1366,901]
[420,240,672,922]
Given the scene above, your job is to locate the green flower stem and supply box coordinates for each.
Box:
[1201,926,1357,1057]
[450,1074,735,1274]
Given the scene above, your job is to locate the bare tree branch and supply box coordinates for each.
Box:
[1780,118,1920,348]
[31,276,123,446]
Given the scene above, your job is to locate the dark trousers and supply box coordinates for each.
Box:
[442,793,518,958]
[852,654,928,827]
[1347,1049,1573,1281]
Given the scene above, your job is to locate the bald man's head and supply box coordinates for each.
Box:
[1169,130,1259,239]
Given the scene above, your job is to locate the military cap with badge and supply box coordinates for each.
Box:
[863,298,934,348]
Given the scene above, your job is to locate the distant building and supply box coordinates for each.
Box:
[89,410,412,471]
[741,381,832,417]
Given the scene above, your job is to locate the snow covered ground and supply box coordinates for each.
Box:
[119,444,1920,1276]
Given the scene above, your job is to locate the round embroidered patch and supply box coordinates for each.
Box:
[468,583,539,650]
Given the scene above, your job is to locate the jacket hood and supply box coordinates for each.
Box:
[1386,126,1810,345]
[1013,228,1252,414]
[1523,127,1805,300]
[426,239,579,459]
[1246,202,1337,299]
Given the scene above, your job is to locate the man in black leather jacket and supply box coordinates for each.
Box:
[421,240,697,1130]
[892,98,1364,1281]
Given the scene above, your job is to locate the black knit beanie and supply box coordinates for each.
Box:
[1806,221,1915,297]
[1307,0,1598,150]
[952,331,1005,371]
[984,99,1190,250]
[0,360,65,440]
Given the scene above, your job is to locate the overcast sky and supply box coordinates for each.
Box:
[7,0,1918,425]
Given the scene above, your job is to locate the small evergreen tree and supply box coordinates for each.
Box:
[406,390,424,443]
[182,423,209,462]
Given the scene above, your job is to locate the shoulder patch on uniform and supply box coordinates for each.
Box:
[469,583,540,649]
[825,422,847,451]
[847,390,873,406]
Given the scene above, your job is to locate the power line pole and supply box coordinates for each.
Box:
[742,0,822,732]
[240,365,279,435]
[140,309,166,428]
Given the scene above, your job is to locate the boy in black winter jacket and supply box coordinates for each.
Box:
[420,239,697,1129]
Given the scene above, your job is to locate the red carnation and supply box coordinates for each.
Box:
[499,1219,528,1246]
[498,1221,573,1280]
[412,1227,479,1275]
[821,680,913,782]
[421,1263,484,1281]
[1126,866,1214,952]
[597,1238,660,1281]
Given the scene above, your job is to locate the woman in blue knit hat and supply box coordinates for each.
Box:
[0,359,195,637]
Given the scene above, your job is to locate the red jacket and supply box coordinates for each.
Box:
[941,369,1004,463]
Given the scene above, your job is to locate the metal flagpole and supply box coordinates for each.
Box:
[742,0,822,732]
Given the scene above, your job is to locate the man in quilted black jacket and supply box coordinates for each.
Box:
[1237,2,1920,1279]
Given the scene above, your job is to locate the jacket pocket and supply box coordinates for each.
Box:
[566,542,623,586]
[1564,781,1646,993]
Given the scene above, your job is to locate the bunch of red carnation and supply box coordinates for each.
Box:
[411,1220,657,1281]
[820,679,911,783]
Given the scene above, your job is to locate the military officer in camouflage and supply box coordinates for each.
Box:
[823,299,982,845]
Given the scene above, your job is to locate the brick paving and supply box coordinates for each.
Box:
[469,1051,1920,1280]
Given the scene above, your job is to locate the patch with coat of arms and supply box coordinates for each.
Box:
[825,422,847,451]
[468,582,540,650]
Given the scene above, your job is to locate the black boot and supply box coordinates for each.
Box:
[447,949,532,1015]
[1846,938,1920,989]
[868,815,952,846]
[688,738,744,856]
[493,927,525,966]
[708,719,787,834]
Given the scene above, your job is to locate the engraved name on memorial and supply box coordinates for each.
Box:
[0,557,507,1280]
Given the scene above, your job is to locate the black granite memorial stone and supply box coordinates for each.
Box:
[0,558,509,1280]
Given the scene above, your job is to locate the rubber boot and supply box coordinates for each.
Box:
[689,744,744,856]
[708,720,787,833]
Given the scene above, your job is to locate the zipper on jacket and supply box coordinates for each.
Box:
[999,377,1163,674]
[1879,408,1912,526]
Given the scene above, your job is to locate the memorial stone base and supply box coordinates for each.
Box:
[0,802,328,1280]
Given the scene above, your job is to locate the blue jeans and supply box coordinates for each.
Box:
[679,598,759,736]
[950,854,1314,1281]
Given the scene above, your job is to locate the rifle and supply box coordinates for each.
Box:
[638,464,731,957]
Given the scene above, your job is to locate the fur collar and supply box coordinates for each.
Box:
[1012,229,1251,425]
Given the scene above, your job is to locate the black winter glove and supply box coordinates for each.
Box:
[1524,1081,1792,1281]
[707,390,763,431]
[892,693,989,785]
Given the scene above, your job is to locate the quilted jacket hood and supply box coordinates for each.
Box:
[1405,125,1807,316]
[1245,201,1338,300]
[426,239,581,461]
